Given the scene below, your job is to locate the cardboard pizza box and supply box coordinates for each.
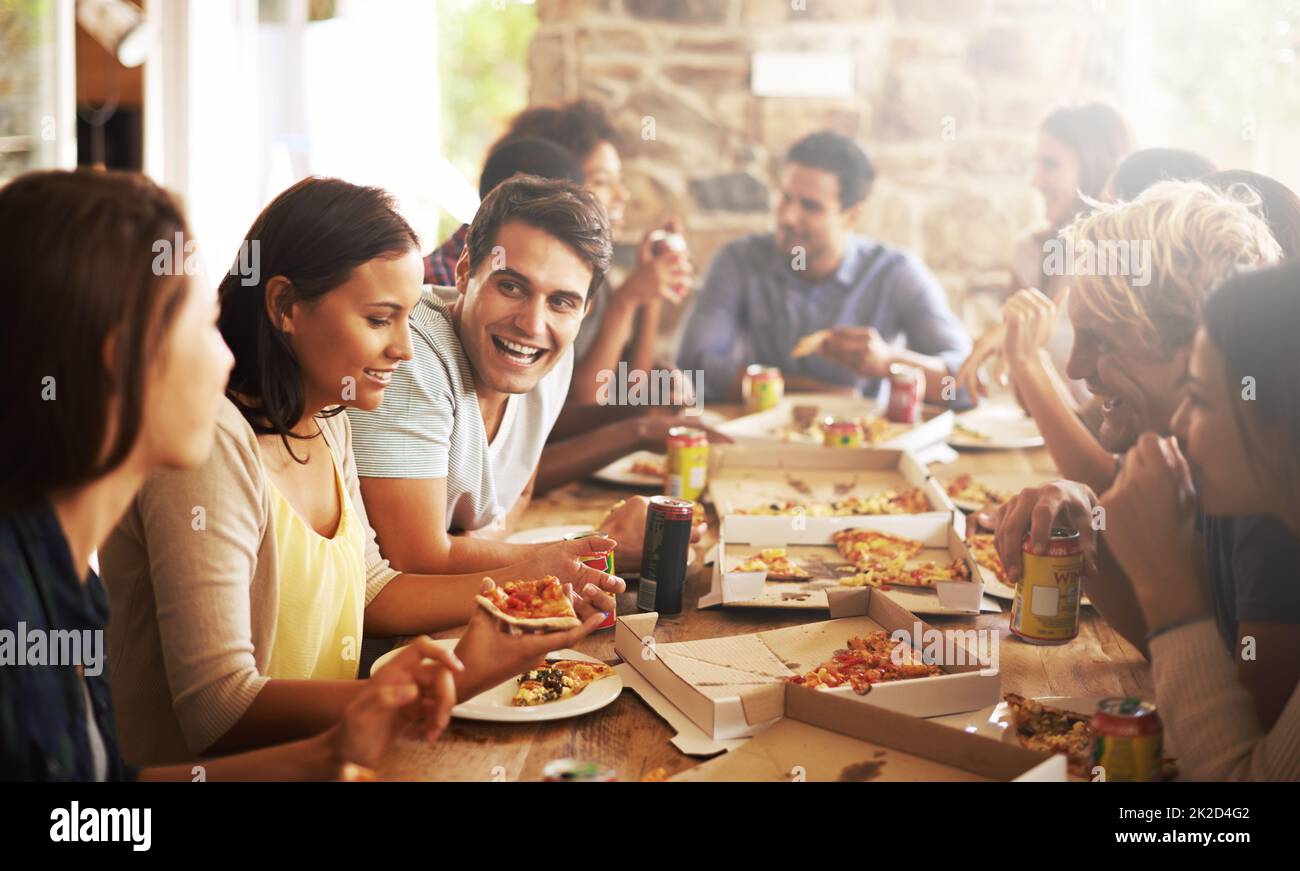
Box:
[714,393,954,455]
[614,590,1001,741]
[706,443,960,531]
[702,513,995,615]
[670,683,1066,782]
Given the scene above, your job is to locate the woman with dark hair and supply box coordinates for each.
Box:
[1100,261,1300,779]
[958,101,1133,406]
[505,99,695,403]
[0,169,461,780]
[1206,169,1300,260]
[100,176,620,766]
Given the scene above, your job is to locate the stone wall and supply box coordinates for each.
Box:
[529,0,1129,335]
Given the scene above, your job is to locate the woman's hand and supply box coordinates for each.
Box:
[1003,287,1067,371]
[522,536,626,613]
[452,596,607,701]
[331,636,464,776]
[1098,434,1209,631]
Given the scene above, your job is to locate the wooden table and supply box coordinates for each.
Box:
[377,418,1153,782]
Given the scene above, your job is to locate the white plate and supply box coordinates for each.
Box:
[504,524,697,578]
[592,450,664,488]
[949,411,1045,450]
[371,639,623,723]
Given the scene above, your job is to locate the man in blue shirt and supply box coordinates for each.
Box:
[676,130,971,404]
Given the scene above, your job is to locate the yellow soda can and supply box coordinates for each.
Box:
[1010,527,1083,644]
[665,427,709,501]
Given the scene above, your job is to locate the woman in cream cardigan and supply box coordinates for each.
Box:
[101,177,621,766]
[1100,262,1300,780]
[1,169,459,780]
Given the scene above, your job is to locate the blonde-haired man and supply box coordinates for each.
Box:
[985,180,1300,730]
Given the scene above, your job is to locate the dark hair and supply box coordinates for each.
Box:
[0,170,191,513]
[464,174,612,297]
[479,135,585,199]
[504,99,620,164]
[1109,147,1217,201]
[1040,102,1134,202]
[1202,261,1300,492]
[1206,169,1300,261]
[218,177,418,455]
[785,130,877,209]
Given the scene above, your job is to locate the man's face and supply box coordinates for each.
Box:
[773,163,859,268]
[1066,284,1190,452]
[455,220,592,395]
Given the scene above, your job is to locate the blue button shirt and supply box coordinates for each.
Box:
[675,233,972,404]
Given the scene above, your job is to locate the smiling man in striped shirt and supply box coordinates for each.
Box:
[348,175,665,575]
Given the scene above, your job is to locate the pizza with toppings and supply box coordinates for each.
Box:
[1002,693,1094,778]
[967,532,1010,585]
[788,631,942,694]
[731,547,810,579]
[833,528,924,564]
[629,459,665,478]
[832,528,972,588]
[475,577,581,630]
[736,487,931,517]
[945,474,1012,507]
[512,659,615,706]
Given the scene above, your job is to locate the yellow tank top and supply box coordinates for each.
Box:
[265,454,366,681]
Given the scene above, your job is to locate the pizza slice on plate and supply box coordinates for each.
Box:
[512,659,615,706]
[476,576,582,630]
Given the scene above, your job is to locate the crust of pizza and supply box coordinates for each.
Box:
[791,329,831,358]
[475,577,582,630]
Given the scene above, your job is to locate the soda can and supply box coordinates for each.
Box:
[636,496,695,615]
[542,758,617,782]
[666,426,709,501]
[742,364,784,413]
[1091,698,1164,782]
[885,363,925,424]
[1010,527,1083,644]
[564,530,616,630]
[822,416,862,448]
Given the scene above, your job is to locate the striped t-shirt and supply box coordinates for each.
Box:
[347,292,572,532]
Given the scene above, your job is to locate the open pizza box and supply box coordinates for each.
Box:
[701,513,995,615]
[614,591,1001,741]
[706,443,961,532]
[670,683,1066,782]
[714,393,954,455]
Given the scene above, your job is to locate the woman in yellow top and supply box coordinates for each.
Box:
[101,177,621,765]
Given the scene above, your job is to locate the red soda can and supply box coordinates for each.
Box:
[565,530,616,630]
[885,363,925,424]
